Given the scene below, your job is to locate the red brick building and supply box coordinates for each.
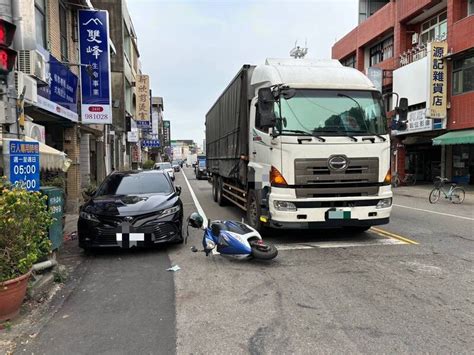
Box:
[332,0,474,185]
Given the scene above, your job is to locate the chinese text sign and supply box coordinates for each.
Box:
[8,141,40,191]
[427,41,447,119]
[136,75,150,121]
[78,10,112,124]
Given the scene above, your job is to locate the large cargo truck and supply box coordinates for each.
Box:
[206,58,407,232]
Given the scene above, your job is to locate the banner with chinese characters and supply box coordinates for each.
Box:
[78,10,112,124]
[136,75,150,122]
[427,41,447,119]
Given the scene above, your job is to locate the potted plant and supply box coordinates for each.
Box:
[0,178,53,322]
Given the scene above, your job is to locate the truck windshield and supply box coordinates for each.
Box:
[275,89,387,136]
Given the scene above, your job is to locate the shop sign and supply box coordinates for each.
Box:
[127,129,139,143]
[37,52,79,122]
[78,10,112,124]
[163,120,171,147]
[142,139,160,148]
[135,75,150,122]
[131,143,142,163]
[426,41,447,119]
[5,140,40,191]
[392,109,446,136]
[152,110,159,135]
[367,67,383,93]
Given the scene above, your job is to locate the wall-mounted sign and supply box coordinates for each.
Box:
[78,10,112,124]
[131,143,142,163]
[142,139,160,148]
[135,75,150,122]
[426,41,447,119]
[127,130,139,142]
[392,109,446,136]
[163,120,170,147]
[37,52,79,122]
[5,140,40,191]
[367,67,383,93]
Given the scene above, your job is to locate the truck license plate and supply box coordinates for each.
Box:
[328,210,351,220]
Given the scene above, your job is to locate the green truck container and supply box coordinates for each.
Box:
[40,186,64,250]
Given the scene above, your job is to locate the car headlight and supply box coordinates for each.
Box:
[160,205,180,217]
[376,198,392,209]
[273,200,297,211]
[80,211,100,222]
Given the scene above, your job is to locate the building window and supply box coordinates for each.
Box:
[369,36,393,66]
[453,55,474,95]
[35,0,47,49]
[124,22,132,62]
[59,3,68,61]
[420,12,447,44]
[341,54,356,68]
[469,0,474,16]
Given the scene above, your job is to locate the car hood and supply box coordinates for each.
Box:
[83,193,178,217]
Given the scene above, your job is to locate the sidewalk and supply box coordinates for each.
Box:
[393,183,474,200]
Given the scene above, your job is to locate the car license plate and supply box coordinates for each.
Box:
[116,233,145,242]
[328,210,351,220]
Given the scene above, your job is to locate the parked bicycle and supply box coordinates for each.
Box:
[391,171,416,187]
[429,176,465,204]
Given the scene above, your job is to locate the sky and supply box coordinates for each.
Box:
[127,0,359,146]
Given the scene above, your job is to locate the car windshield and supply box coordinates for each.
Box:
[96,172,173,196]
[198,160,206,167]
[172,161,179,165]
[275,89,387,136]
[155,163,171,169]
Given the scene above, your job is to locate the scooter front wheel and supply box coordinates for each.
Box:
[250,241,278,260]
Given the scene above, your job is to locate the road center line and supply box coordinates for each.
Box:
[181,170,219,255]
[393,204,474,221]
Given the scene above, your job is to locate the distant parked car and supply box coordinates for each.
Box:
[195,159,207,180]
[172,161,180,172]
[78,170,184,249]
[154,162,175,180]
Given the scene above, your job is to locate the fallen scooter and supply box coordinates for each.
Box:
[186,212,278,260]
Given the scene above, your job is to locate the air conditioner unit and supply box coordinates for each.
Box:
[17,50,47,82]
[24,121,46,143]
[14,71,38,104]
[411,33,419,45]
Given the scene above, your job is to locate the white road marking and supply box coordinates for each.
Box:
[182,169,219,255]
[274,236,406,251]
[393,204,474,221]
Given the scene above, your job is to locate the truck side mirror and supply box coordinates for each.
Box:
[258,88,277,128]
[396,97,409,122]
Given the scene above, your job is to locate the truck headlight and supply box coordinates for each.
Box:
[160,205,180,217]
[273,200,297,211]
[376,198,392,209]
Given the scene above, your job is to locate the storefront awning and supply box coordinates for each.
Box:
[432,129,474,146]
[1,138,72,172]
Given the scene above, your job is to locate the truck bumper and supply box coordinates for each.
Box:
[267,186,392,229]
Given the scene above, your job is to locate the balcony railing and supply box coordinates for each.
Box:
[399,34,447,67]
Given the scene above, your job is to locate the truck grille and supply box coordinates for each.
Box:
[294,157,379,198]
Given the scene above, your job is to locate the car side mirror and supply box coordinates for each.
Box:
[396,97,408,121]
[175,185,182,196]
[258,88,277,128]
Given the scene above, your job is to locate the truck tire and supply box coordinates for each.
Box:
[246,189,264,232]
[212,176,218,202]
[216,177,226,206]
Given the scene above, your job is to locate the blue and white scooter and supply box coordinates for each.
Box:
[186,212,278,260]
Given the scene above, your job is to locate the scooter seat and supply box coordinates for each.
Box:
[210,222,228,237]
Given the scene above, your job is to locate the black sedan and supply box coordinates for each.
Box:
[78,170,183,249]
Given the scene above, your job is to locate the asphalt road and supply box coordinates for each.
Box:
[173,168,473,354]
[20,167,474,354]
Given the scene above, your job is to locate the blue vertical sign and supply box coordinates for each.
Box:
[8,141,40,192]
[78,10,112,124]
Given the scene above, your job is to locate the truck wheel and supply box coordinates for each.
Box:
[216,177,226,206]
[247,189,264,232]
[212,176,218,202]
